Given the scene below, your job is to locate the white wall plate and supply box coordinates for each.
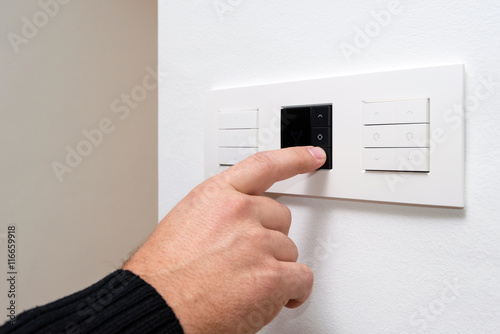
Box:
[205,65,465,208]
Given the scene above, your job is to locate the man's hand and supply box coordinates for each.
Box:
[123,146,326,334]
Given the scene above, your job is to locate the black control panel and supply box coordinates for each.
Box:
[281,105,332,169]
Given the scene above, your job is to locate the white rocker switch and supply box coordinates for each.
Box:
[363,124,430,148]
[363,98,429,125]
[217,110,258,129]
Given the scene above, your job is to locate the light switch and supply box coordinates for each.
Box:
[218,147,258,166]
[281,105,333,170]
[217,129,258,147]
[363,124,429,148]
[363,99,429,125]
[206,65,465,207]
[363,148,430,172]
[218,110,258,129]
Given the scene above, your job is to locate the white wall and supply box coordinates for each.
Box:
[159,1,500,333]
[0,0,158,313]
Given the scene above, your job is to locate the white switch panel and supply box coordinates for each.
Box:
[205,65,465,208]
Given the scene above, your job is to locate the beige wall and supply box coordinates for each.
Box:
[0,0,158,313]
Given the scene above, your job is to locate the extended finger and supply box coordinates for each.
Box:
[221,146,326,195]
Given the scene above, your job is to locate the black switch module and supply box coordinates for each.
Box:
[281,104,332,170]
[281,107,311,148]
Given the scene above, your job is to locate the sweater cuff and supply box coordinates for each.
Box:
[5,270,184,334]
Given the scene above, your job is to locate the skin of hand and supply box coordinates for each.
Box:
[123,146,326,334]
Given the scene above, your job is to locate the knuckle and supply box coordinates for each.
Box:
[262,196,292,232]
[244,226,267,246]
[287,238,299,262]
[261,260,283,288]
[276,233,298,262]
[218,167,236,185]
[277,202,292,235]
[300,264,314,287]
[190,179,223,202]
[225,193,252,216]
[278,201,292,224]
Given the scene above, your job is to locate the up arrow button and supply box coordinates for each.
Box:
[362,98,429,125]
[311,105,332,127]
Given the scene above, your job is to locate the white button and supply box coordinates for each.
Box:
[218,110,258,129]
[363,99,429,125]
[363,148,430,172]
[218,147,258,165]
[218,129,258,147]
[363,124,429,148]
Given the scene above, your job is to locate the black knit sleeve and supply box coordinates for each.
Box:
[0,270,184,334]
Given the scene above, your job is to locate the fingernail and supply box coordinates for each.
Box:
[307,147,326,160]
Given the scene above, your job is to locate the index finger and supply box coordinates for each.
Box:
[220,146,326,195]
